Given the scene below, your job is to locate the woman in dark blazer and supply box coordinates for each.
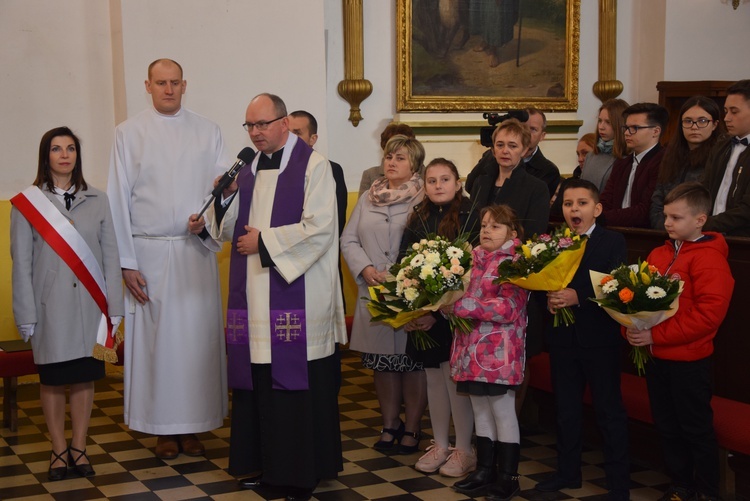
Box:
[469,119,550,237]
[11,127,124,481]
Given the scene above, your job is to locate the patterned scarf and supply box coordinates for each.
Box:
[368,172,423,207]
[597,138,614,155]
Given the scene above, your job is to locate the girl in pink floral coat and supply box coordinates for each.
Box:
[450,204,528,501]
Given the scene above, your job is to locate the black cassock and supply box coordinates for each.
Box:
[227,348,343,490]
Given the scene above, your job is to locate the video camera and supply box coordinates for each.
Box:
[479,110,529,148]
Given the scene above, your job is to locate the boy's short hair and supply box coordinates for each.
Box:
[727,79,750,102]
[664,182,712,216]
[561,178,600,203]
[623,102,669,133]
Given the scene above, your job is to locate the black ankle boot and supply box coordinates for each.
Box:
[487,442,521,501]
[453,436,497,496]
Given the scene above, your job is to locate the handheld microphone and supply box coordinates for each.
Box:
[197,147,256,217]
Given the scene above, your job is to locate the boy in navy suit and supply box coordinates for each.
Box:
[536,179,630,500]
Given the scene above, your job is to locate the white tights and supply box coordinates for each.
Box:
[425,362,474,451]
[470,390,519,443]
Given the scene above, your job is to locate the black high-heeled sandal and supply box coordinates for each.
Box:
[373,420,405,451]
[48,448,68,481]
[68,446,95,477]
[397,430,421,455]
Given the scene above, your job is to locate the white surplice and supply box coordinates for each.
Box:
[209,133,347,363]
[107,107,229,434]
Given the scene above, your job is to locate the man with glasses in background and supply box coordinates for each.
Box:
[107,58,229,460]
[600,102,668,228]
[207,93,346,501]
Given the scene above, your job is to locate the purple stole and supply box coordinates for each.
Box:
[226,140,313,391]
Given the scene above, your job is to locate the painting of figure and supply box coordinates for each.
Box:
[397,0,579,112]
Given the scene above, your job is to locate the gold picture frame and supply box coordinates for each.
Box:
[396,0,580,112]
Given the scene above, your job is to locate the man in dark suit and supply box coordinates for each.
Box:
[288,110,347,236]
[703,79,750,236]
[600,102,668,228]
[537,179,630,500]
[465,107,560,199]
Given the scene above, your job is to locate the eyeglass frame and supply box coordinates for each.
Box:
[681,118,714,129]
[242,116,285,131]
[621,124,658,135]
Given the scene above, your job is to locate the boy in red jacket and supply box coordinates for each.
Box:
[626,182,734,501]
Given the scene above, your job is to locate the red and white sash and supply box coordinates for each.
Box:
[11,186,115,356]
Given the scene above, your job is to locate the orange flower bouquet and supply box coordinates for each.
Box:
[589,260,683,375]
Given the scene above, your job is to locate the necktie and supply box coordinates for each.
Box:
[64,192,75,210]
[732,136,749,146]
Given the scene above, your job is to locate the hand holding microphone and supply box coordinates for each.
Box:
[197,147,256,217]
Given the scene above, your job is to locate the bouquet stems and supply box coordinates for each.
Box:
[631,346,651,376]
[447,314,474,336]
[409,329,438,350]
[553,306,576,327]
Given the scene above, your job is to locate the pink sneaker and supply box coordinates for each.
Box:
[439,447,477,477]
[414,440,450,473]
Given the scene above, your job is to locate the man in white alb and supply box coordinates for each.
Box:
[107,58,228,459]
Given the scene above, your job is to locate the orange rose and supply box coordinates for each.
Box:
[648,264,659,274]
[619,287,634,303]
[600,275,614,285]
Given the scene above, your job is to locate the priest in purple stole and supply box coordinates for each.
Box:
[207,93,347,500]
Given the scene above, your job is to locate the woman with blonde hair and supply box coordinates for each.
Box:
[342,135,428,454]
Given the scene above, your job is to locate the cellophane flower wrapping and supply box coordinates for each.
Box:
[496,225,587,327]
[365,235,473,349]
[589,261,684,375]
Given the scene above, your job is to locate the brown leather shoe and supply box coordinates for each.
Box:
[179,433,205,457]
[155,435,179,459]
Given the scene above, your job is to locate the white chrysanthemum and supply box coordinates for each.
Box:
[446,246,464,259]
[424,251,440,266]
[419,265,435,280]
[531,243,548,257]
[404,287,419,302]
[646,286,666,299]
[601,279,619,294]
[410,254,425,267]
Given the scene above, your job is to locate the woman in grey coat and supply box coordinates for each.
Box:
[11,127,124,481]
[342,135,427,454]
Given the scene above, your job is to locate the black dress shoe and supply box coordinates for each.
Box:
[48,449,68,482]
[238,473,263,489]
[285,486,313,500]
[68,446,95,477]
[535,475,582,492]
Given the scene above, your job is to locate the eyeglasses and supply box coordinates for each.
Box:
[621,124,657,135]
[242,116,284,131]
[681,118,713,129]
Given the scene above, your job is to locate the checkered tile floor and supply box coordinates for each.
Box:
[0,350,672,500]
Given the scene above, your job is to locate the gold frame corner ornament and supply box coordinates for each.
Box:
[396,0,580,112]
[338,0,372,127]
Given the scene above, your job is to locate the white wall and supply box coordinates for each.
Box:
[664,0,750,81]
[1,0,328,199]
[0,0,116,197]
